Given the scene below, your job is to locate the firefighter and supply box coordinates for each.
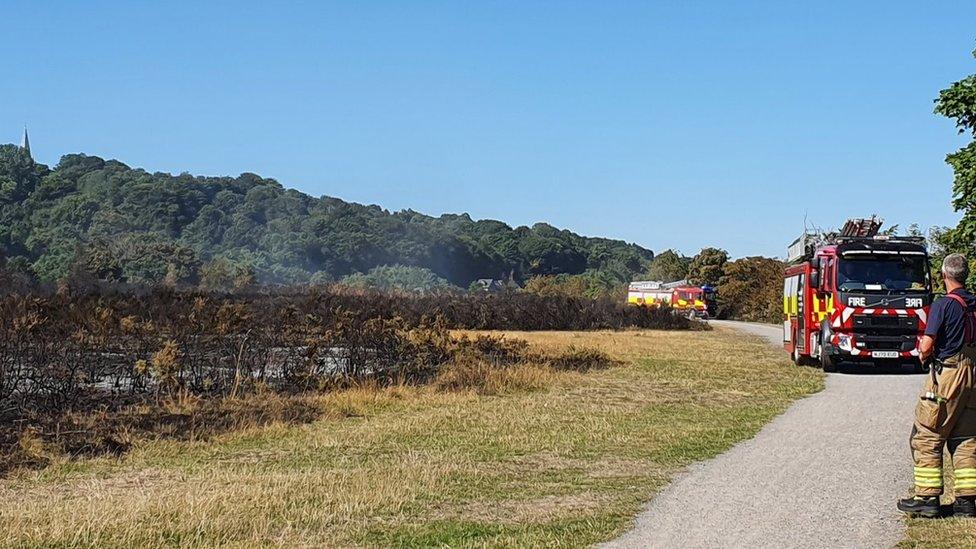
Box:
[898,253,976,518]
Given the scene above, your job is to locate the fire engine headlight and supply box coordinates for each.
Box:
[837,335,852,352]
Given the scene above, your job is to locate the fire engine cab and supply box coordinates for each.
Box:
[783,218,932,371]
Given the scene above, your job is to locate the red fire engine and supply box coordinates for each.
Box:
[783,218,932,371]
[628,280,717,318]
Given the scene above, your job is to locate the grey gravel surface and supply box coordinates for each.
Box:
[602,320,919,549]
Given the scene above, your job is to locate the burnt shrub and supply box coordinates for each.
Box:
[0,286,693,474]
[0,288,690,413]
[320,289,692,331]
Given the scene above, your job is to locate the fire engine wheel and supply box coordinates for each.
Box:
[821,351,838,373]
[791,348,815,367]
[817,325,837,372]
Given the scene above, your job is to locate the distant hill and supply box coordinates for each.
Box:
[0,145,654,288]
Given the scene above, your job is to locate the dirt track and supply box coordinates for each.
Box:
[602,320,919,549]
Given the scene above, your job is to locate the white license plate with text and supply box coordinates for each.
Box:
[871,351,899,358]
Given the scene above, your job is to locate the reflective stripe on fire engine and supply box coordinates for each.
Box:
[782,294,798,316]
[813,294,834,322]
[842,308,855,323]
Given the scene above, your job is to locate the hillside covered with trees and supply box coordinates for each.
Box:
[0,147,654,289]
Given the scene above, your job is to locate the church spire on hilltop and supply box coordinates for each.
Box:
[20,125,31,159]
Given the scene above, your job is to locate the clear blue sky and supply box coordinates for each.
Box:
[3,1,975,259]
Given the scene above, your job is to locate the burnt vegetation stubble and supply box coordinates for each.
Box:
[0,286,695,474]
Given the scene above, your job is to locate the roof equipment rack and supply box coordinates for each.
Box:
[839,217,882,238]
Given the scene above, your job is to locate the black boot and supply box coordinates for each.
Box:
[898,496,941,518]
[954,496,976,517]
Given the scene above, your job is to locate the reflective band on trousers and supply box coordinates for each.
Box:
[914,467,944,488]
[914,466,942,477]
[956,468,976,489]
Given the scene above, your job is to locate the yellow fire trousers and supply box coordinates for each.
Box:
[911,348,976,497]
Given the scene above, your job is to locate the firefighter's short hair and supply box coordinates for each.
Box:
[943,253,969,284]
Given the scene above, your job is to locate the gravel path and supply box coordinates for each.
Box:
[602,320,919,549]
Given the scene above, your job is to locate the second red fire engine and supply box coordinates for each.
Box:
[783,218,932,371]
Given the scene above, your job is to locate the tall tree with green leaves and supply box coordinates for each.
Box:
[934,47,976,284]
[717,256,785,323]
[936,50,976,248]
[687,247,729,286]
[645,249,690,282]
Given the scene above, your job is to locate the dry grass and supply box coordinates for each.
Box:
[902,463,976,548]
[0,326,823,548]
[433,360,573,395]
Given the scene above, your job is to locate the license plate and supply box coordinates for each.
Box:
[871,351,899,358]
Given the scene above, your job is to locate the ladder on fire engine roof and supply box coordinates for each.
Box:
[840,217,882,238]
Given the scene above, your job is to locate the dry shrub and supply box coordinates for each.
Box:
[1,392,324,474]
[433,355,497,393]
[119,315,140,333]
[434,358,563,396]
[17,429,59,465]
[151,340,183,394]
[544,346,617,372]
[324,381,397,418]
[484,363,561,394]
[0,429,64,475]
[453,334,530,366]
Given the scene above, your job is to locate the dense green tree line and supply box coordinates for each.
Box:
[0,149,654,287]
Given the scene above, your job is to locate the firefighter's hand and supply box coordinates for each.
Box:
[920,356,934,373]
[918,335,935,362]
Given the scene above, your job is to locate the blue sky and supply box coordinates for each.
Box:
[3,1,975,258]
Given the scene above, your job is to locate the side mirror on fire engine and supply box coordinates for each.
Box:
[810,270,819,290]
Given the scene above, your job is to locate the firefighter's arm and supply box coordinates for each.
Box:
[919,300,944,363]
[918,335,935,362]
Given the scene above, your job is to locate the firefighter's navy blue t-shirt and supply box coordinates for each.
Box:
[924,288,976,360]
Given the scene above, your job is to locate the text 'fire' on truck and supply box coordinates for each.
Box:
[783,217,932,372]
[627,279,717,319]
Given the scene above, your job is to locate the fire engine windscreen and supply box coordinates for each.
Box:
[677,289,701,300]
[836,255,928,292]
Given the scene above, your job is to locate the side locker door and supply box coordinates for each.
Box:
[796,274,805,352]
[783,276,792,343]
